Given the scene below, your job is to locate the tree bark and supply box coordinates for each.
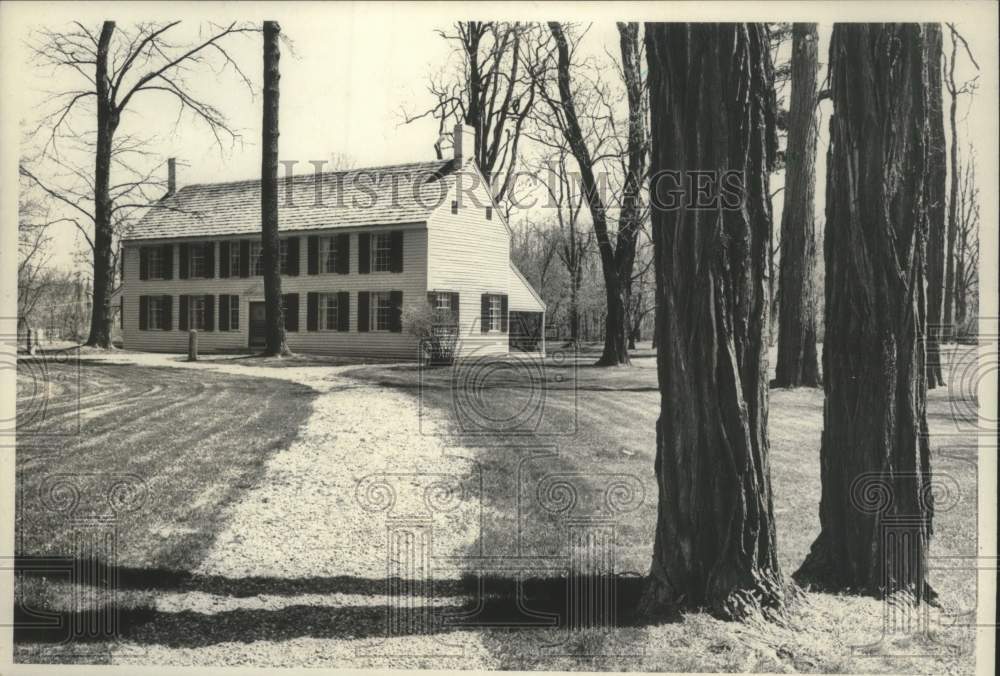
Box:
[85,21,117,349]
[794,24,935,600]
[773,23,820,388]
[262,21,290,356]
[925,25,947,387]
[642,23,783,619]
[942,31,959,338]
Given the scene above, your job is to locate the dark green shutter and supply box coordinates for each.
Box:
[427,292,436,306]
[389,290,403,333]
[336,234,350,274]
[357,291,370,332]
[337,291,350,331]
[306,292,318,331]
[219,241,231,278]
[286,237,300,276]
[179,243,190,279]
[239,240,250,278]
[219,294,230,331]
[139,296,148,330]
[119,248,125,284]
[162,244,173,279]
[204,242,215,278]
[451,292,460,326]
[179,295,189,331]
[119,296,124,329]
[163,295,173,330]
[139,248,148,280]
[389,231,403,272]
[480,294,489,334]
[284,293,299,332]
[204,294,215,331]
[500,295,509,332]
[358,233,370,274]
[307,236,319,275]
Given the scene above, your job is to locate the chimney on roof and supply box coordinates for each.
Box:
[166,158,177,197]
[453,124,476,163]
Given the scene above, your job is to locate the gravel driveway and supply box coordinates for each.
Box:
[76,351,499,669]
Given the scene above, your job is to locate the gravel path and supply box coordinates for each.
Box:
[75,352,498,668]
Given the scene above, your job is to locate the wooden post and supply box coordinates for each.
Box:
[187,330,198,361]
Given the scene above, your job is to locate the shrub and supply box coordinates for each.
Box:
[402,303,459,365]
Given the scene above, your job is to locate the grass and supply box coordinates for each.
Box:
[13,343,981,672]
[344,340,980,674]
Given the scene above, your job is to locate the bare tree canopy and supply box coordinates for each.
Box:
[22,20,256,347]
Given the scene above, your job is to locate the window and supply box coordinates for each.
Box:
[148,297,167,329]
[250,241,264,276]
[147,247,164,279]
[486,206,493,221]
[190,244,206,278]
[189,296,207,330]
[319,293,340,330]
[320,237,338,273]
[435,293,451,312]
[488,295,502,332]
[279,239,289,274]
[371,291,393,331]
[228,296,239,331]
[371,233,392,272]
[230,242,241,277]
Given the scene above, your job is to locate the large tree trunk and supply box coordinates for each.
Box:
[85,21,117,349]
[924,26,947,387]
[261,21,290,356]
[642,22,783,619]
[773,23,820,388]
[794,24,935,600]
[942,34,959,338]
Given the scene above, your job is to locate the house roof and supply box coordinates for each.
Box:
[124,158,464,241]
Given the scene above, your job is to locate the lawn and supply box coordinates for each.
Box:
[13,343,980,673]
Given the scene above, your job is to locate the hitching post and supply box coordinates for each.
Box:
[188,329,198,361]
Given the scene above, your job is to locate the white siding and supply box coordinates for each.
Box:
[426,169,511,357]
[122,226,427,360]
[509,263,546,313]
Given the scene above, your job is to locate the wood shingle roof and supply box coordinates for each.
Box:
[124,158,462,241]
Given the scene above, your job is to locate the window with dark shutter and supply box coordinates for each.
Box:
[283,293,299,332]
[139,248,149,280]
[357,291,370,332]
[139,296,148,330]
[307,236,319,275]
[204,242,215,278]
[179,243,190,279]
[480,294,489,334]
[162,295,173,330]
[337,291,350,331]
[336,234,350,274]
[389,290,403,332]
[389,231,403,273]
[306,292,319,331]
[162,244,174,280]
[204,294,215,331]
[286,237,300,276]
[358,233,371,274]
[219,294,230,331]
[219,241,231,278]
[179,295,189,331]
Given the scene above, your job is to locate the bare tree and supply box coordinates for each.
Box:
[925,24,948,387]
[643,22,783,618]
[404,22,537,214]
[794,23,937,600]
[261,21,290,356]
[953,149,980,333]
[942,24,979,336]
[23,21,255,348]
[536,22,647,366]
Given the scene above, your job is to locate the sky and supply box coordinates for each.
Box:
[7,5,994,274]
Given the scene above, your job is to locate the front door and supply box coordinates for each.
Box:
[249,302,267,351]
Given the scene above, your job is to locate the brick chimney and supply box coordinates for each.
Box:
[166,158,177,197]
[453,124,476,163]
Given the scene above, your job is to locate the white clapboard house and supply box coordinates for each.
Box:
[120,126,546,359]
